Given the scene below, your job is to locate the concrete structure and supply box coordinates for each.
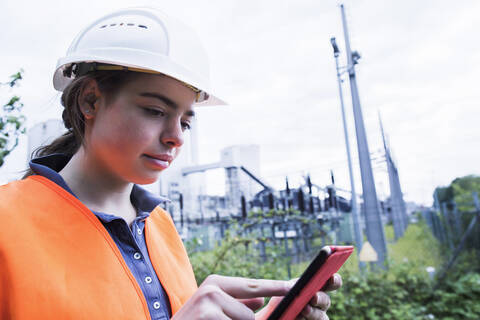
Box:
[160,142,262,221]
[221,145,261,210]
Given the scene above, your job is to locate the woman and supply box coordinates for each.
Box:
[0,7,341,320]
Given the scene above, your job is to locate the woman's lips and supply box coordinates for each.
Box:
[143,154,171,169]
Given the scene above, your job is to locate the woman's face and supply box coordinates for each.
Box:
[84,73,197,185]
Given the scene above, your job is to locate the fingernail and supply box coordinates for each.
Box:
[302,304,312,316]
[288,279,296,288]
[320,294,328,307]
[334,274,342,286]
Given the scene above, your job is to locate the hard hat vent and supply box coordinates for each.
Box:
[70,12,170,57]
[99,23,148,29]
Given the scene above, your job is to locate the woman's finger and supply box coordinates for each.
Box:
[204,274,293,299]
[309,292,331,311]
[221,293,256,320]
[321,273,342,292]
[199,285,256,320]
[254,296,283,320]
[301,304,329,320]
[238,297,265,311]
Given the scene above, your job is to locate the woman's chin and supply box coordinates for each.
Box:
[128,169,162,185]
[134,175,160,185]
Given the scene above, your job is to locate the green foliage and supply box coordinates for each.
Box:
[434,175,480,212]
[450,176,480,212]
[328,221,479,319]
[430,272,480,319]
[1,70,26,167]
[328,263,480,320]
[187,208,334,284]
[187,217,480,319]
[435,186,454,204]
[187,222,292,284]
[432,175,480,255]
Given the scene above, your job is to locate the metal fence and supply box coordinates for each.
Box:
[423,192,480,280]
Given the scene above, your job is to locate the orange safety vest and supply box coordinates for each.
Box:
[0,175,198,319]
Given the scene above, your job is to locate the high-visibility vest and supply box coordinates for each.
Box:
[0,175,198,319]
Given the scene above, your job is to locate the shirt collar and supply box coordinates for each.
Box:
[29,153,170,213]
[30,154,76,196]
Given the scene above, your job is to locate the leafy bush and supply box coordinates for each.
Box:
[0,70,25,167]
[187,227,292,284]
[187,219,480,319]
[328,263,480,320]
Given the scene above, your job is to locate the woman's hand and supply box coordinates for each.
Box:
[172,273,342,320]
[171,274,293,320]
[255,273,343,320]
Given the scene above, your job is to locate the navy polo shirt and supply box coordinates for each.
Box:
[30,154,172,320]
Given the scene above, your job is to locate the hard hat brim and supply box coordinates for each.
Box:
[53,53,226,106]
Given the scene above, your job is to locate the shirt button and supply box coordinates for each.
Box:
[133,252,141,260]
[145,276,153,284]
[153,301,161,309]
[137,228,142,235]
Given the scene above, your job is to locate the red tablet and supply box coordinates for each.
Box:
[267,245,354,320]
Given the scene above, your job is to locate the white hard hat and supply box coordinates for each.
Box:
[53,7,225,106]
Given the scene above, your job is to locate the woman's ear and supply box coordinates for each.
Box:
[79,79,102,119]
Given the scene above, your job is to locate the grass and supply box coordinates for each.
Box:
[292,221,445,278]
[291,221,445,278]
[387,222,444,269]
[337,222,445,275]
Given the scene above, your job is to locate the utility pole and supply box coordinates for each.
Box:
[339,4,387,267]
[283,177,292,278]
[330,36,365,270]
[329,170,340,244]
[379,113,405,239]
[394,167,409,232]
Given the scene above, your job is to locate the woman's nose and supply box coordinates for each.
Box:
[160,120,184,148]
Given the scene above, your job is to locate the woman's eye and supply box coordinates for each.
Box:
[143,107,164,116]
[181,121,191,131]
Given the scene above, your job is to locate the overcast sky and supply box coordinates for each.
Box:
[1,0,479,205]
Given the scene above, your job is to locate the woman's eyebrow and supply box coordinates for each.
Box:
[138,92,195,117]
